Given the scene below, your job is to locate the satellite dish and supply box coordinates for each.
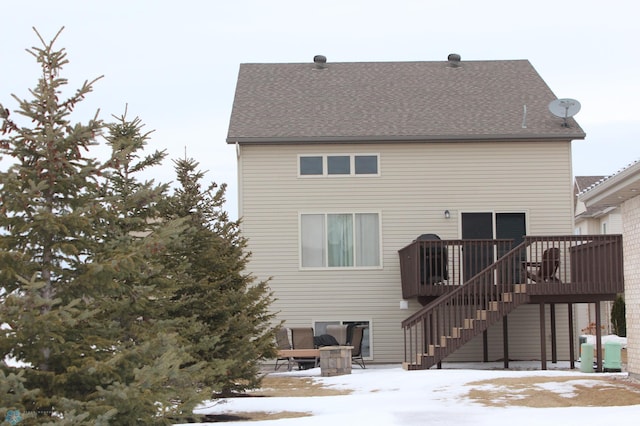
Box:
[548,98,581,127]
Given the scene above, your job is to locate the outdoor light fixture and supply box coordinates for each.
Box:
[444,210,451,219]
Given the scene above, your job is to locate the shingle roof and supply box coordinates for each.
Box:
[575,176,606,193]
[226,58,586,144]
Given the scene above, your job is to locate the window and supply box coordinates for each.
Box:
[300,156,323,175]
[354,155,378,174]
[301,213,380,268]
[299,154,379,176]
[314,320,371,357]
[462,211,527,281]
[327,155,350,175]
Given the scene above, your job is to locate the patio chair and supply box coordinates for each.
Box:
[274,327,292,371]
[350,325,367,369]
[417,233,448,285]
[522,247,561,283]
[290,327,319,370]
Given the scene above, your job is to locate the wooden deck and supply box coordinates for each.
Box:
[399,235,623,301]
[398,235,624,371]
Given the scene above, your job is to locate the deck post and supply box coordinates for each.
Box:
[540,302,547,370]
[503,315,509,369]
[550,304,557,363]
[568,303,575,369]
[483,330,489,362]
[595,301,603,372]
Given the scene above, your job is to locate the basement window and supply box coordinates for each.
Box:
[314,320,371,357]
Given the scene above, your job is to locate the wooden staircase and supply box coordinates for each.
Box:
[402,244,530,370]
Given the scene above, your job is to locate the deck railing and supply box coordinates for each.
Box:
[399,238,514,299]
[399,235,624,299]
[522,235,624,296]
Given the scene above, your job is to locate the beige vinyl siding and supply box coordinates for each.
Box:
[575,218,602,235]
[239,140,575,363]
[445,304,572,362]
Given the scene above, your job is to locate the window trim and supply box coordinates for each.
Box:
[298,154,380,177]
[299,211,383,270]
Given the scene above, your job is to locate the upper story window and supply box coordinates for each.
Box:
[300,156,323,175]
[327,155,350,175]
[354,155,378,174]
[299,154,379,177]
[300,212,381,268]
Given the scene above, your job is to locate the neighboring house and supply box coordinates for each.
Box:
[574,176,622,336]
[574,176,622,236]
[226,55,623,368]
[579,160,640,379]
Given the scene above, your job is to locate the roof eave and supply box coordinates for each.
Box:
[579,161,640,208]
[226,133,585,145]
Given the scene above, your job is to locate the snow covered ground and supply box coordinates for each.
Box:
[182,336,637,426]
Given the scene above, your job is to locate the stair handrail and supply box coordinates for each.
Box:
[401,240,529,328]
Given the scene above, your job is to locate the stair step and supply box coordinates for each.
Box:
[417,352,435,364]
[502,292,514,302]
[488,301,500,311]
[452,326,475,339]
[514,284,527,293]
[403,361,422,371]
[440,335,461,347]
[427,344,443,356]
[464,318,475,329]
[476,310,488,320]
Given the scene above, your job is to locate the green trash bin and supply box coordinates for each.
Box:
[604,341,622,372]
[580,343,594,373]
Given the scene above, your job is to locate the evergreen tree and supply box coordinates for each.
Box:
[0,29,205,424]
[0,27,106,423]
[82,111,208,424]
[160,158,278,396]
[611,295,626,337]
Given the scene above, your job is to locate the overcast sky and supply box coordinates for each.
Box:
[2,0,639,218]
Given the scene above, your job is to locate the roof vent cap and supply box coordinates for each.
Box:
[313,55,327,69]
[447,53,461,67]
